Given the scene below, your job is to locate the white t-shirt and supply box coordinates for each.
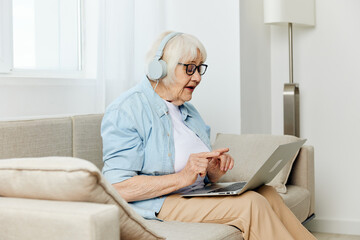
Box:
[163,100,210,193]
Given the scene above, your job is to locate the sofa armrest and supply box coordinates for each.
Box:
[0,197,120,240]
[287,145,315,215]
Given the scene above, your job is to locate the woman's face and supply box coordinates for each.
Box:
[165,54,203,106]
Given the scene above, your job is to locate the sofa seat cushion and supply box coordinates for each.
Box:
[0,157,164,240]
[145,220,243,240]
[280,185,311,222]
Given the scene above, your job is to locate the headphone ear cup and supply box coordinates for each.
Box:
[148,59,167,80]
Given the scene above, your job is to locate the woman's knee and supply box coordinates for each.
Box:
[257,185,277,195]
[257,185,284,206]
[242,191,269,206]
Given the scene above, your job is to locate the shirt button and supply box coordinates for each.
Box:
[168,153,171,157]
[167,133,170,136]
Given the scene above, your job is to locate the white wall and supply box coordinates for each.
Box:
[240,0,271,134]
[270,0,360,235]
[0,77,102,120]
[163,0,241,142]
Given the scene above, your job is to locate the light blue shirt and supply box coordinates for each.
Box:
[101,76,211,219]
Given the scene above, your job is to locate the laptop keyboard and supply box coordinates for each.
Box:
[209,182,247,193]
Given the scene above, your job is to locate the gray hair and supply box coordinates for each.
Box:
[145,31,207,86]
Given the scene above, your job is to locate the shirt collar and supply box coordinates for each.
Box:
[140,76,168,118]
[179,104,191,121]
[140,76,193,120]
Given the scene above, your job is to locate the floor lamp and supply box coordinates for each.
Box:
[264,0,315,137]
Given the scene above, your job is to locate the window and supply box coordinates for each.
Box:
[13,0,82,71]
[0,0,98,78]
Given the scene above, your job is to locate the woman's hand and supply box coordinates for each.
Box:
[207,148,234,183]
[179,151,221,186]
[114,149,234,202]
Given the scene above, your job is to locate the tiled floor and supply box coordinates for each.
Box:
[313,232,360,240]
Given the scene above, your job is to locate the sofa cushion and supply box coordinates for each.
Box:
[72,114,104,170]
[213,134,301,193]
[0,157,164,240]
[280,185,311,222]
[0,118,72,159]
[145,220,243,240]
[0,197,120,240]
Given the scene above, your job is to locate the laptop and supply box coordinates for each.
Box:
[181,139,306,197]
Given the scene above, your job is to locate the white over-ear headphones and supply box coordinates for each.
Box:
[147,32,182,80]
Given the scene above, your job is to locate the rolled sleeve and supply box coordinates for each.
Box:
[101,108,144,184]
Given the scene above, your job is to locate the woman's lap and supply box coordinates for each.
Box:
[157,185,315,240]
[157,185,274,223]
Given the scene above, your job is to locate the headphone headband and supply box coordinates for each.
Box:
[154,32,182,60]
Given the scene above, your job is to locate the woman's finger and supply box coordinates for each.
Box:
[218,154,233,171]
[225,154,233,171]
[188,157,208,173]
[195,161,209,170]
[192,151,220,159]
[218,155,227,171]
[228,156,235,170]
[213,148,229,155]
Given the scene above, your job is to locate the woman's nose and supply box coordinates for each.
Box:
[191,69,201,82]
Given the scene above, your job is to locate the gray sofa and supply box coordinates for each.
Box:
[0,114,315,240]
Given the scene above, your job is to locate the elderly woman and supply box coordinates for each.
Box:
[101,31,315,240]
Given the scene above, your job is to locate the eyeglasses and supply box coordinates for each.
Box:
[178,63,208,76]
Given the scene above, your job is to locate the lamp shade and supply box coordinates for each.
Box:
[264,0,315,26]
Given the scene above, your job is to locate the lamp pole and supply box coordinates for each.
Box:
[289,23,293,84]
[284,22,300,137]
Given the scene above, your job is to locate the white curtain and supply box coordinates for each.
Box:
[97,0,167,109]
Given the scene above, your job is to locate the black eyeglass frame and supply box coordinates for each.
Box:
[178,63,208,76]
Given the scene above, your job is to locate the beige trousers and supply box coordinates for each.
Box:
[157,185,316,240]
